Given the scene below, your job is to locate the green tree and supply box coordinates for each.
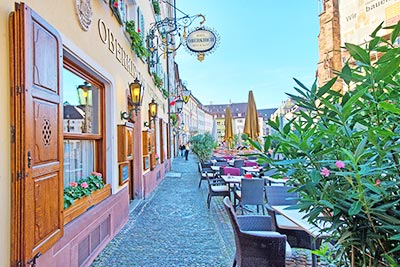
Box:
[244,22,400,266]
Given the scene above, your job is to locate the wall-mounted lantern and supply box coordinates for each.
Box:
[120,78,143,121]
[144,98,158,127]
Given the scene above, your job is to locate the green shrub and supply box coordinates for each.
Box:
[244,22,400,266]
[189,133,216,162]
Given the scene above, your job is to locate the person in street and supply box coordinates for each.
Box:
[179,143,185,157]
[184,142,190,160]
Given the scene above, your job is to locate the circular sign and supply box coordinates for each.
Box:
[186,29,216,53]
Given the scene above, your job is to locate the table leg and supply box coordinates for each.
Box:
[311,240,317,267]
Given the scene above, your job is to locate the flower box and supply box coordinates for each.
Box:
[64,184,111,224]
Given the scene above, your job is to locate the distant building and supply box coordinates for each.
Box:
[204,102,271,143]
[258,108,278,136]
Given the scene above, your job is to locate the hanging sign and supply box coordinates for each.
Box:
[186,28,217,53]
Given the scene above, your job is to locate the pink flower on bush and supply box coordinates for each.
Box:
[81,182,88,188]
[69,181,78,187]
[335,160,345,169]
[376,179,381,186]
[320,167,330,177]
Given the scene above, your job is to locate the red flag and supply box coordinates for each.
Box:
[170,96,180,106]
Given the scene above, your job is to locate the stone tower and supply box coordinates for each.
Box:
[317,0,343,91]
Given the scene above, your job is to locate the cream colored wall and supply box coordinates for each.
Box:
[0,1,169,265]
[0,2,12,265]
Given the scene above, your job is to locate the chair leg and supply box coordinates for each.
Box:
[198,177,203,188]
[207,194,211,209]
[232,259,237,267]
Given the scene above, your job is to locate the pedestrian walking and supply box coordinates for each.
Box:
[179,143,185,157]
[184,142,190,160]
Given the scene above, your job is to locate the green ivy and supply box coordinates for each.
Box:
[152,72,163,89]
[152,0,160,15]
[170,114,178,126]
[125,20,149,59]
[162,89,169,99]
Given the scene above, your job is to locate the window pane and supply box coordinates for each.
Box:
[63,68,100,134]
[63,140,95,187]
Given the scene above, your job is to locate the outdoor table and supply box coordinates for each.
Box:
[227,159,235,166]
[263,176,288,186]
[221,175,243,185]
[241,166,262,176]
[271,205,330,267]
[221,175,244,204]
[210,165,221,172]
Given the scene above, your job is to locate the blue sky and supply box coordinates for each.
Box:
[175,1,320,109]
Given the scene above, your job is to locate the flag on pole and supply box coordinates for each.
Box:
[170,96,180,106]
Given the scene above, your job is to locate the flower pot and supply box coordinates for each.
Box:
[64,184,111,224]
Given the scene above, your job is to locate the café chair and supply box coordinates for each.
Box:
[233,160,245,175]
[234,178,265,214]
[244,161,258,167]
[264,186,315,249]
[223,197,290,267]
[205,173,229,209]
[221,167,241,176]
[198,162,215,188]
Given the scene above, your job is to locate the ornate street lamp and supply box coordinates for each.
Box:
[121,78,144,121]
[181,87,191,104]
[175,97,184,113]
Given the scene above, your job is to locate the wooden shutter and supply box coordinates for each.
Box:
[10,3,64,265]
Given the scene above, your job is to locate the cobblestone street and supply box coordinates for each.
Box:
[92,154,315,267]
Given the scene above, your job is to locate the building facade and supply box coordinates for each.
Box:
[318,0,400,90]
[0,0,189,266]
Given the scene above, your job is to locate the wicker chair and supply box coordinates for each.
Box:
[234,178,265,215]
[223,197,288,267]
[205,174,229,209]
[265,186,316,249]
[198,162,215,188]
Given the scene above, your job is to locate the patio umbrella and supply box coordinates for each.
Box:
[243,90,260,140]
[224,106,234,148]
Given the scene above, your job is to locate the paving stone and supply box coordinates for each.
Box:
[91,153,320,267]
